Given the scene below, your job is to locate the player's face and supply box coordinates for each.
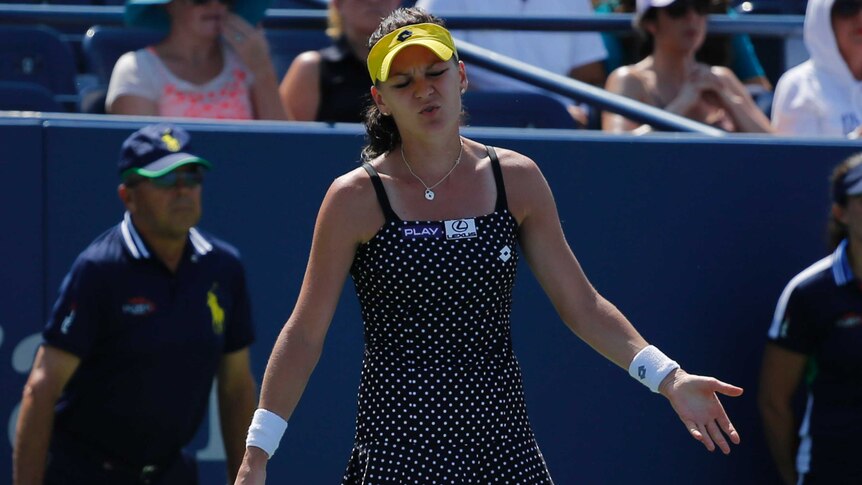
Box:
[124,165,204,241]
[372,45,467,136]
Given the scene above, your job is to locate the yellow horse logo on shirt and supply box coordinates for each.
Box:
[207,284,225,335]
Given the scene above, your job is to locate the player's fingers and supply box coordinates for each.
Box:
[696,422,716,452]
[717,413,741,445]
[714,380,744,397]
[706,421,730,455]
[684,420,703,442]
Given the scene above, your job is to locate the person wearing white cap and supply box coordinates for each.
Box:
[235,7,743,484]
[602,0,772,133]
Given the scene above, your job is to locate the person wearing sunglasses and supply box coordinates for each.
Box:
[772,0,862,138]
[602,0,772,133]
[106,0,286,120]
[13,123,257,485]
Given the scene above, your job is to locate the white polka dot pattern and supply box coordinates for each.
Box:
[344,206,554,484]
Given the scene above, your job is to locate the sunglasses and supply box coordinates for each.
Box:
[190,0,234,6]
[833,0,862,19]
[127,168,205,189]
[660,0,712,18]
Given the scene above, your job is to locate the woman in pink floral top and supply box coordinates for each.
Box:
[107,0,286,121]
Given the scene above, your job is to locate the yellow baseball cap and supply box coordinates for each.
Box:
[367,23,458,84]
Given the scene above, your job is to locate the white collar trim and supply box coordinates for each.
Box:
[121,212,212,259]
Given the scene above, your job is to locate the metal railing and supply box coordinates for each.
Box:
[0,5,805,36]
[0,5,804,133]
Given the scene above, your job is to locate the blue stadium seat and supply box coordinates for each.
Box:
[265,29,331,79]
[82,25,163,84]
[0,81,65,112]
[462,91,581,129]
[0,26,77,101]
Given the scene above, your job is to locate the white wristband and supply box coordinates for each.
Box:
[246,408,288,458]
[628,345,680,393]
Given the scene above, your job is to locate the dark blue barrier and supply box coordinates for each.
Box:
[1,116,860,484]
[1,120,44,464]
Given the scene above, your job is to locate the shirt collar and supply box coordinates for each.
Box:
[832,238,855,286]
[120,211,212,260]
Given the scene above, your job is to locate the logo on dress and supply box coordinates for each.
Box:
[208,284,225,335]
[499,245,512,262]
[402,223,444,240]
[122,297,156,316]
[445,218,477,240]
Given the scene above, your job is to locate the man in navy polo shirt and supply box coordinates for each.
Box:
[13,123,257,484]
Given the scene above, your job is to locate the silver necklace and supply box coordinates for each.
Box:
[400,139,464,201]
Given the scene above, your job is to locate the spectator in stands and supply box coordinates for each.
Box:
[772,0,862,138]
[759,152,862,485]
[414,0,608,126]
[106,0,286,120]
[278,0,401,122]
[12,123,257,484]
[596,0,773,94]
[603,0,772,133]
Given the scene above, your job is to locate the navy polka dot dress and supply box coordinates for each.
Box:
[343,147,554,484]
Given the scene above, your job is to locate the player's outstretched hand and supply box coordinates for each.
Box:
[659,368,743,454]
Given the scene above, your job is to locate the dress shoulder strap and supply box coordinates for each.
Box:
[361,162,398,221]
[486,146,509,213]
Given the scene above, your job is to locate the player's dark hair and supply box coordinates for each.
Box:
[827,152,862,250]
[361,8,452,161]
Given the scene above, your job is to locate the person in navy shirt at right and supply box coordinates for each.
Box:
[13,123,257,485]
[760,152,862,485]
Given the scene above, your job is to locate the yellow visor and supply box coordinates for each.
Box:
[367,23,458,83]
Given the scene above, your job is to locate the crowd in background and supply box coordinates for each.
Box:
[8,1,862,484]
[5,0,862,138]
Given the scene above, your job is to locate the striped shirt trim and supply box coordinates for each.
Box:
[768,256,835,339]
[796,393,814,475]
[832,239,854,286]
[120,212,212,259]
[122,211,149,259]
[189,227,213,256]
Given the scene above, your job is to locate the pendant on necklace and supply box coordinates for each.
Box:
[425,189,435,201]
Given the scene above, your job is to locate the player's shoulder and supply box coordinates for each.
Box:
[483,145,544,190]
[783,254,838,301]
[321,162,387,239]
[482,145,538,172]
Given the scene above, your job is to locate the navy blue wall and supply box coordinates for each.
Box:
[2,116,860,484]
